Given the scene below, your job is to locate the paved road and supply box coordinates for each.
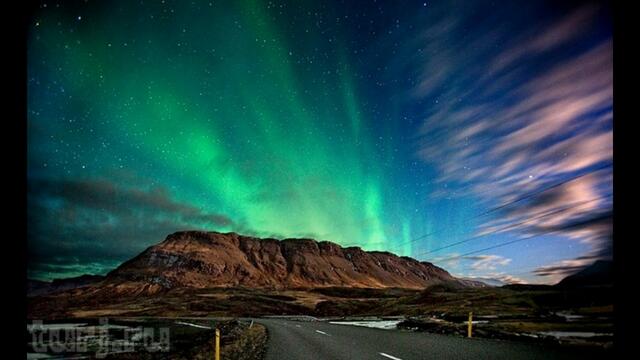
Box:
[254,318,609,360]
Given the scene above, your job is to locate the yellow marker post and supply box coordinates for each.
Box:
[467,312,473,338]
[215,328,220,360]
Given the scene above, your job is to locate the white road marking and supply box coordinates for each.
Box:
[379,352,403,360]
[295,325,301,328]
[175,321,212,329]
[315,330,330,336]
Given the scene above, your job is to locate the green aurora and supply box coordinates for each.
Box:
[28,0,424,272]
[28,1,611,283]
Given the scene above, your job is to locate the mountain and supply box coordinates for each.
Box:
[459,277,504,287]
[27,279,51,297]
[556,260,613,288]
[95,231,461,294]
[27,274,105,297]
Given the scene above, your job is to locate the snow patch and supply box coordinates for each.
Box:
[328,320,402,330]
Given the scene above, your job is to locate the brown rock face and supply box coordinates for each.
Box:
[105,231,458,291]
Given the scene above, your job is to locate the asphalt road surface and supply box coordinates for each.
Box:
[255,318,609,360]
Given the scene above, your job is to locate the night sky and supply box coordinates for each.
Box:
[27,0,612,284]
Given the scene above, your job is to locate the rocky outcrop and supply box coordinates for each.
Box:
[103,231,459,292]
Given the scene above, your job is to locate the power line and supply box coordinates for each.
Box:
[385,231,435,251]
[432,231,550,263]
[414,193,612,257]
[342,231,435,250]
[341,163,612,253]
[360,193,610,256]
[427,199,611,264]
[470,162,612,220]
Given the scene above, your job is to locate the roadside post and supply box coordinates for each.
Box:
[215,328,220,360]
[468,312,473,338]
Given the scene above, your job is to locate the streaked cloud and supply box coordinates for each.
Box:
[410,2,612,282]
[464,255,512,271]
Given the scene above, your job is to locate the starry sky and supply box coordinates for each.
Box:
[27,0,612,284]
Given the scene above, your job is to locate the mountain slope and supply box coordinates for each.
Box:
[556,260,612,288]
[102,231,459,292]
[27,275,105,297]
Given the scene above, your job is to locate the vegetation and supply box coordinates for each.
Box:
[28,283,613,348]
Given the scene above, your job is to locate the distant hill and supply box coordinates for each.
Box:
[458,277,504,287]
[27,274,104,297]
[556,260,612,288]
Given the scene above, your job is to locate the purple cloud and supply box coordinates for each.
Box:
[410,4,612,281]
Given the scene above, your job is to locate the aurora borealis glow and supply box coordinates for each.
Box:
[28,0,612,284]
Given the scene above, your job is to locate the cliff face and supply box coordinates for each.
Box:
[104,231,457,291]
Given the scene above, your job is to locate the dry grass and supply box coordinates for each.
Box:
[221,324,268,360]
